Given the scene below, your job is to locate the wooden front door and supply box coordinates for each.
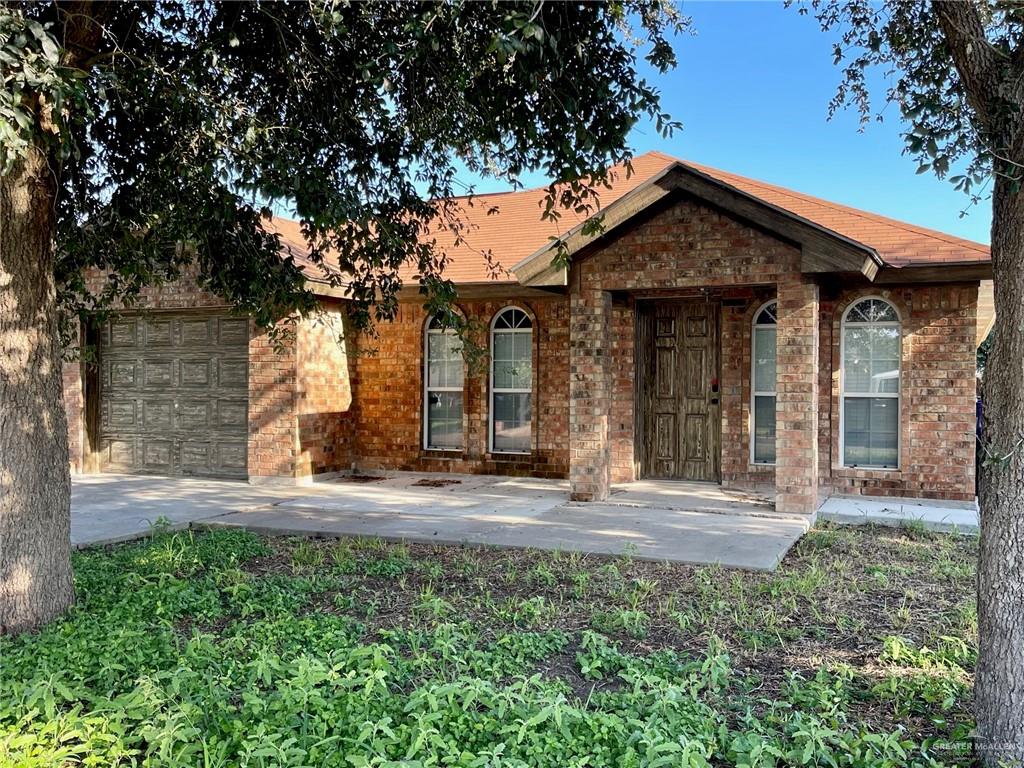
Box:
[637,300,721,481]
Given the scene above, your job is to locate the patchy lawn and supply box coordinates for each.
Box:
[0,524,977,767]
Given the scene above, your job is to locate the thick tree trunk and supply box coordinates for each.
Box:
[0,148,74,635]
[976,172,1024,765]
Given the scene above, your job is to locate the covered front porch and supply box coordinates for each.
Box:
[567,277,822,516]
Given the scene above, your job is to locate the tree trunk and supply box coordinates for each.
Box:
[0,147,74,635]
[976,171,1024,765]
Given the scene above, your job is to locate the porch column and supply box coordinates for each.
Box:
[775,275,820,514]
[569,284,612,501]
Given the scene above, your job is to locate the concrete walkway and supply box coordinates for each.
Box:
[72,472,811,570]
[817,494,979,534]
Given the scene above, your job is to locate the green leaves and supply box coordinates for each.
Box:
[7,1,686,342]
[0,11,90,173]
[0,528,976,767]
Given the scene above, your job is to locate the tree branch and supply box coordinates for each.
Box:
[931,0,1003,132]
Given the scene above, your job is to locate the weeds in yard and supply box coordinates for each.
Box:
[0,523,978,767]
[290,538,325,571]
[591,607,650,638]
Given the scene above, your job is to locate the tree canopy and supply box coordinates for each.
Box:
[796,0,1024,198]
[2,0,685,336]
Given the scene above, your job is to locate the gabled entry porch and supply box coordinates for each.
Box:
[568,276,821,516]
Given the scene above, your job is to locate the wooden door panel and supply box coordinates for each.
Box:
[655,347,675,398]
[638,300,721,481]
[684,414,705,461]
[684,348,705,398]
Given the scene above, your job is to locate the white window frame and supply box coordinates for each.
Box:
[750,299,778,466]
[489,306,533,455]
[422,317,464,452]
[839,296,901,470]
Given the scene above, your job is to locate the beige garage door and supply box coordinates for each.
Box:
[98,312,250,478]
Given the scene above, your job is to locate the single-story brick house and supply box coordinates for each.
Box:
[63,151,994,514]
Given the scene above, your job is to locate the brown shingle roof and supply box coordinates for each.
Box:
[270,150,990,285]
[681,154,990,268]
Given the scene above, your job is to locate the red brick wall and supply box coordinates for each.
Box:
[570,195,803,500]
[609,302,636,483]
[62,326,84,474]
[563,195,978,504]
[774,274,821,513]
[296,301,355,476]
[720,293,776,490]
[63,236,980,502]
[247,325,297,479]
[350,296,570,478]
[578,198,803,292]
[821,284,978,501]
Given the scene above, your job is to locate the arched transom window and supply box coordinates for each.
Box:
[841,297,901,468]
[490,307,533,453]
[751,300,777,465]
[423,316,464,450]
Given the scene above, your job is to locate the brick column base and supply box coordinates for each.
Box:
[569,285,612,501]
[775,276,820,514]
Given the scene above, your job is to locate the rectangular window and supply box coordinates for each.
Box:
[843,397,898,468]
[753,395,776,464]
[492,392,532,453]
[424,327,464,450]
[426,391,463,450]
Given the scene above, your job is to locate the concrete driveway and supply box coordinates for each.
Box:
[72,473,811,570]
[70,474,312,547]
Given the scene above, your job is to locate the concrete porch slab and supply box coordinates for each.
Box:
[605,479,781,517]
[72,471,810,570]
[202,500,809,570]
[817,494,979,534]
[200,473,807,570]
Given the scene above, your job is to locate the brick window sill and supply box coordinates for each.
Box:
[487,452,533,462]
[831,465,903,481]
[419,450,466,460]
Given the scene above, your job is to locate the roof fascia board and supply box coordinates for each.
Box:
[873,262,992,284]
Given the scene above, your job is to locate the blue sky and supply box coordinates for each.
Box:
[469,1,991,245]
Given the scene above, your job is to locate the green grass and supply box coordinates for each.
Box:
[0,524,978,767]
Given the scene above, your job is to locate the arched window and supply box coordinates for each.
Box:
[841,297,901,468]
[423,316,464,450]
[751,300,777,465]
[490,307,533,453]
